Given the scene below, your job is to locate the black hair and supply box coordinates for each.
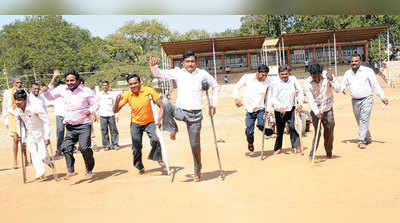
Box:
[13,89,27,100]
[80,78,85,84]
[351,54,362,60]
[126,73,141,83]
[64,69,80,80]
[31,82,40,87]
[278,64,291,73]
[308,63,323,74]
[101,80,109,84]
[258,64,269,73]
[182,51,196,60]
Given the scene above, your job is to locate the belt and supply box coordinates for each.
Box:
[183,109,201,113]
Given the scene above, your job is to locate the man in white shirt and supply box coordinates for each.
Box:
[97,80,119,151]
[233,65,273,152]
[340,54,389,149]
[11,90,54,180]
[2,77,28,168]
[271,65,304,154]
[150,50,219,182]
[304,64,341,160]
[29,83,47,112]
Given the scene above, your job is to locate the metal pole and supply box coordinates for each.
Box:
[334,33,338,77]
[282,38,286,65]
[387,28,390,61]
[328,40,331,69]
[265,45,269,66]
[379,36,382,67]
[278,43,282,66]
[212,38,217,81]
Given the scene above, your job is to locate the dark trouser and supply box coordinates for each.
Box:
[130,122,162,171]
[162,101,202,173]
[309,109,335,158]
[245,109,273,144]
[100,116,119,147]
[274,107,300,151]
[56,115,65,151]
[62,123,95,173]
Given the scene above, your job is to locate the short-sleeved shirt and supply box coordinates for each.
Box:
[120,86,159,125]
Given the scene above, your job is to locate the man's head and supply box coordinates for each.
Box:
[308,63,323,83]
[101,80,110,92]
[278,65,290,82]
[256,65,269,82]
[350,54,362,72]
[13,89,27,109]
[31,83,40,96]
[64,70,80,91]
[182,51,197,73]
[12,77,22,89]
[126,73,141,94]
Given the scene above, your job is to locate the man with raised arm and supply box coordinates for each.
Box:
[42,70,98,180]
[150,50,219,182]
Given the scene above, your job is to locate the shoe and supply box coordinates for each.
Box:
[358,143,366,149]
[194,171,201,182]
[248,144,254,152]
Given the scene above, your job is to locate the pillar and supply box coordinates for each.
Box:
[338,45,342,63]
[364,42,369,62]
[221,54,225,68]
[287,49,291,65]
[313,47,316,62]
[247,52,251,70]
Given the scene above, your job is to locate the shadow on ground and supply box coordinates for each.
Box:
[183,170,237,182]
[71,169,129,185]
[341,139,385,144]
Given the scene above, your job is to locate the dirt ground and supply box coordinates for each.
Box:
[1,84,399,223]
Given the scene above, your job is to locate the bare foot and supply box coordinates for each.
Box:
[63,172,77,180]
[194,171,201,182]
[85,172,94,179]
[158,161,166,168]
[274,149,282,155]
[170,132,176,140]
[138,169,145,175]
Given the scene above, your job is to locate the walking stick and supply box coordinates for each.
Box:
[202,80,225,180]
[18,117,27,184]
[311,120,322,164]
[46,143,59,181]
[149,95,170,175]
[261,87,271,160]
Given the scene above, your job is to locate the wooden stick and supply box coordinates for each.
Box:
[18,117,26,184]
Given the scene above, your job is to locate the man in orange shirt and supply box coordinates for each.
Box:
[114,73,164,175]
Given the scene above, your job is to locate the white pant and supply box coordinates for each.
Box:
[27,137,49,178]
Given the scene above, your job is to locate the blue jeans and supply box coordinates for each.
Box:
[245,109,273,144]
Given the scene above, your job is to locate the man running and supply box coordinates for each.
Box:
[233,64,273,152]
[42,70,98,180]
[11,90,54,180]
[271,65,304,154]
[114,73,164,175]
[150,50,219,182]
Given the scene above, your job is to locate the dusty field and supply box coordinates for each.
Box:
[1,84,399,223]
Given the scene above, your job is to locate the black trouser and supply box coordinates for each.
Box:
[62,123,95,173]
[309,109,335,158]
[274,107,300,151]
[56,115,65,151]
[130,122,162,171]
[100,116,119,147]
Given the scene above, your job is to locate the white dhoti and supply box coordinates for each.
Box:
[27,135,49,178]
